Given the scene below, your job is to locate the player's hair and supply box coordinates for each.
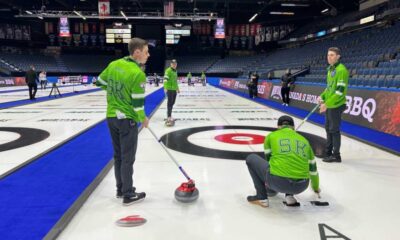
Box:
[328,47,341,56]
[128,38,148,55]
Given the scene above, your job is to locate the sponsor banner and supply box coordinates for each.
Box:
[82,76,89,84]
[99,0,110,18]
[215,18,225,39]
[0,76,94,87]
[59,17,71,37]
[257,80,273,99]
[219,78,248,93]
[14,77,25,86]
[57,75,93,84]
[0,77,26,87]
[218,78,400,137]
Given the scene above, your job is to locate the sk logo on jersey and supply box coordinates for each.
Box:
[331,70,336,77]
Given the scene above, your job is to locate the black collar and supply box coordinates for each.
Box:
[328,61,340,71]
[124,56,141,67]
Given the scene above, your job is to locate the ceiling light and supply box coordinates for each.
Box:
[120,10,128,20]
[270,11,295,15]
[249,13,258,22]
[281,3,309,7]
[73,10,86,20]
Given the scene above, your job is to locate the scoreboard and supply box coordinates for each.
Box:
[106,23,132,44]
[165,25,191,45]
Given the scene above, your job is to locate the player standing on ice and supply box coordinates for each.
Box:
[164,59,180,125]
[96,38,149,206]
[201,71,206,86]
[319,47,349,163]
[187,72,192,86]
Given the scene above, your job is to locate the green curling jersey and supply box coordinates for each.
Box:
[96,56,146,123]
[320,62,349,108]
[264,127,319,191]
[163,67,179,91]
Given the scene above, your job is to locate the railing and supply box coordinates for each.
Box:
[15,10,218,20]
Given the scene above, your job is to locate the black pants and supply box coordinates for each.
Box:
[155,79,159,87]
[107,118,138,197]
[246,154,309,199]
[325,104,346,157]
[28,83,38,100]
[167,90,177,118]
[248,86,257,98]
[281,87,290,104]
[40,81,47,90]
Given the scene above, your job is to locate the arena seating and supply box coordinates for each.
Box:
[0,52,116,73]
[210,21,400,89]
[0,21,399,89]
[165,55,219,74]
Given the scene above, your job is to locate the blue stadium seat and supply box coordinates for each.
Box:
[383,68,391,75]
[377,79,386,88]
[395,80,400,88]
[368,78,378,87]
[376,69,384,76]
[387,79,400,88]
[389,69,399,75]
[350,78,358,86]
[360,79,368,87]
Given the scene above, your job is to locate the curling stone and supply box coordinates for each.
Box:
[174,180,199,203]
[116,215,147,227]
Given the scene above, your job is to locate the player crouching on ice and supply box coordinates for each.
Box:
[246,115,320,207]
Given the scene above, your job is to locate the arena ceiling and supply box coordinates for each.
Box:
[0,0,359,24]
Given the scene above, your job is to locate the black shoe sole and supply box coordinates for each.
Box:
[247,196,268,202]
[323,159,342,163]
[283,201,300,207]
[123,197,145,206]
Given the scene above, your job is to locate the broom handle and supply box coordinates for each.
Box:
[295,103,321,131]
[148,127,192,181]
[295,104,322,199]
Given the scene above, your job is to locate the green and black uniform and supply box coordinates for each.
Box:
[164,67,179,118]
[320,62,349,158]
[97,56,146,197]
[187,72,192,86]
[246,127,319,198]
[201,72,206,86]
